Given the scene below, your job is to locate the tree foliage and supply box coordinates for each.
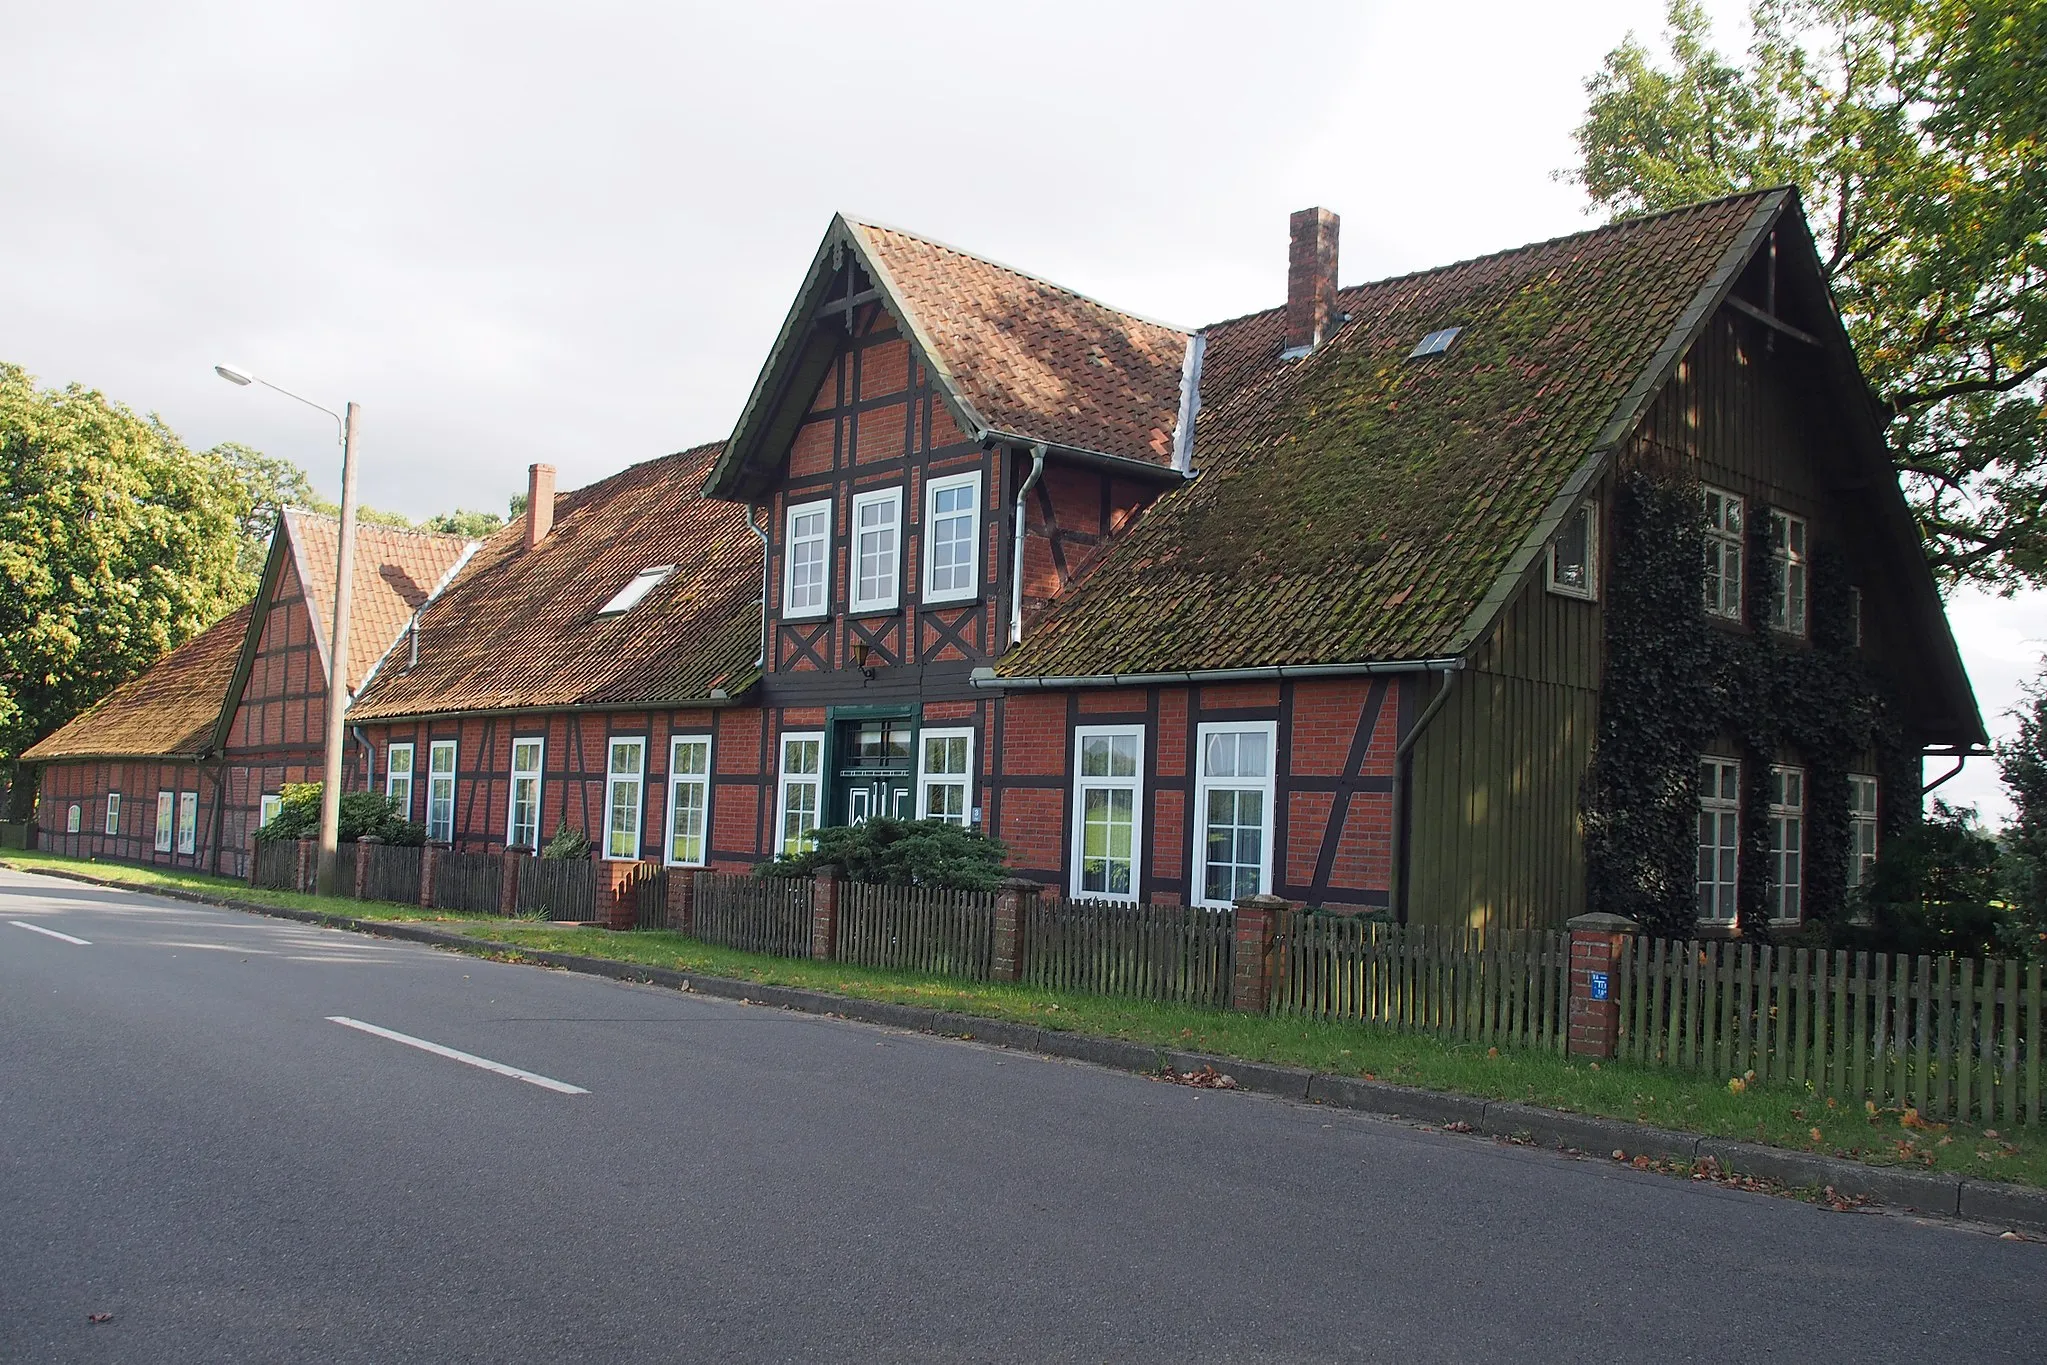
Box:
[757,818,1013,891]
[1997,684,2047,953]
[0,364,250,809]
[1567,0,2047,587]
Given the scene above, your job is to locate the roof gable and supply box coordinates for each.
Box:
[705,216,1194,500]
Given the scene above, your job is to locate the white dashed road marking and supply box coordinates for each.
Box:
[10,920,91,946]
[327,1016,588,1094]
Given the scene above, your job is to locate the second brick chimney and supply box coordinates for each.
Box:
[1285,207,1340,357]
[525,463,556,550]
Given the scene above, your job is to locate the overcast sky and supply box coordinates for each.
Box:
[4,0,2036,818]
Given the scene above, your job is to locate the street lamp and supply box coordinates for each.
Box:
[216,363,361,897]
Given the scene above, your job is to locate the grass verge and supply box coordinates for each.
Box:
[8,847,2042,1190]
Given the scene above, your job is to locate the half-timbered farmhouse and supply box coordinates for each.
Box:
[30,188,1987,933]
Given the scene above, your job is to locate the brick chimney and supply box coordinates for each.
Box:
[1285,207,1340,356]
[525,463,555,550]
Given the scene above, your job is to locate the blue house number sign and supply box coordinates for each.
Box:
[1588,971,1610,1001]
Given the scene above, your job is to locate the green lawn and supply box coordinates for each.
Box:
[9,847,2042,1190]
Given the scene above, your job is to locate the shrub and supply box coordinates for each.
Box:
[1849,801,2015,958]
[254,781,425,846]
[541,822,591,860]
[755,817,1010,890]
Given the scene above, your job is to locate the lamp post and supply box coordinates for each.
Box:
[215,364,360,896]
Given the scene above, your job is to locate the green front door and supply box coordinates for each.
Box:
[835,717,913,824]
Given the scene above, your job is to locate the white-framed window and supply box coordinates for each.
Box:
[66,803,80,834]
[1768,764,1804,922]
[917,727,975,825]
[1849,586,1864,648]
[426,740,457,843]
[508,738,545,851]
[1703,487,1745,621]
[604,736,646,861]
[104,792,120,835]
[783,499,831,619]
[155,791,175,852]
[665,734,712,867]
[1194,721,1277,907]
[1697,757,1740,922]
[1071,725,1144,902]
[922,469,983,603]
[1769,511,1808,636]
[1545,502,1598,600]
[1848,773,1880,891]
[386,742,415,818]
[850,486,904,613]
[597,565,675,617]
[259,793,282,831]
[177,791,198,855]
[776,731,824,855]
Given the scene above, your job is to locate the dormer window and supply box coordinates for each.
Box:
[1545,503,1597,600]
[598,565,675,617]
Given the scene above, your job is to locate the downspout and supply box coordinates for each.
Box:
[749,503,772,667]
[1390,668,1463,925]
[1921,754,1966,796]
[351,726,376,792]
[1010,443,1048,647]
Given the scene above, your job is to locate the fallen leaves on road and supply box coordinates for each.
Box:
[1157,1064,1238,1089]
[88,1314,112,1324]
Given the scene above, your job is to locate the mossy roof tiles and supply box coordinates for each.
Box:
[346,443,764,720]
[998,191,1783,678]
[22,606,252,761]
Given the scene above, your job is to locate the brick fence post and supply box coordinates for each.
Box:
[418,845,440,908]
[498,849,524,916]
[295,838,316,895]
[1231,893,1289,1012]
[598,861,640,930]
[992,878,1038,982]
[1566,912,1640,1059]
[353,836,380,900]
[811,864,841,961]
[666,867,696,934]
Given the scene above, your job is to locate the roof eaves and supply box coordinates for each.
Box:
[207,515,294,756]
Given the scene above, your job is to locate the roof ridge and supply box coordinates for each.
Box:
[279,506,478,548]
[849,217,1196,337]
[1196,186,1793,332]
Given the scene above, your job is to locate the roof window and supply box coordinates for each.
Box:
[1408,327,1463,359]
[597,565,675,617]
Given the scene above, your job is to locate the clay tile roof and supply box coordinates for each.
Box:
[346,443,763,721]
[852,222,1193,466]
[283,512,476,691]
[999,190,1786,678]
[22,605,253,761]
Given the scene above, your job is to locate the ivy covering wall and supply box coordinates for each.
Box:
[1582,470,1914,942]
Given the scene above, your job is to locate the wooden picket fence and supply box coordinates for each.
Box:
[1024,898,1235,1007]
[1272,917,1574,1051]
[633,866,670,930]
[838,881,997,979]
[692,871,813,957]
[251,839,301,891]
[516,856,598,921]
[359,843,422,905]
[1614,939,2046,1125]
[432,850,502,914]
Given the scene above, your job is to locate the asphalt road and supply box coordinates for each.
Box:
[3,866,2043,1363]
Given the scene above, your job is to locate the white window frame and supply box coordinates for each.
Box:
[1697,757,1740,923]
[176,791,198,856]
[1848,586,1864,648]
[1768,764,1805,923]
[1545,502,1598,601]
[155,791,174,853]
[916,726,976,826]
[922,469,983,604]
[104,792,120,835]
[508,738,545,852]
[775,731,825,856]
[1847,773,1880,893]
[1070,725,1146,903]
[603,736,647,862]
[783,498,831,620]
[664,733,713,867]
[385,742,415,819]
[426,739,458,844]
[259,793,282,831]
[1193,720,1279,908]
[1769,510,1808,637]
[1703,486,1745,621]
[67,803,80,834]
[850,485,904,614]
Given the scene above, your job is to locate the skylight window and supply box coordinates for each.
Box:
[597,565,675,616]
[1408,326,1463,359]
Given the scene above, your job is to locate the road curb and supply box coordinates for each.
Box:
[14,858,2047,1234]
